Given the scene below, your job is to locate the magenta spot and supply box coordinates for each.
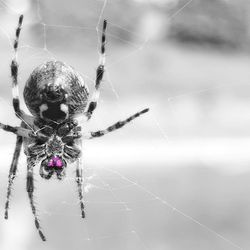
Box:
[48,156,63,168]
[56,159,63,167]
[48,159,54,167]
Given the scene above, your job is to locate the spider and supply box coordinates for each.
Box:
[1,15,149,241]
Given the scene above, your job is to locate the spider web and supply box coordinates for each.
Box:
[0,0,249,249]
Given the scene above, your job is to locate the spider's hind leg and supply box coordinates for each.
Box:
[27,158,46,241]
[75,158,85,218]
[4,135,22,219]
[85,20,107,119]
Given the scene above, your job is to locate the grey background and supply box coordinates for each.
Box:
[0,0,250,249]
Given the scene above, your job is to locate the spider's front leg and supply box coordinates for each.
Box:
[27,158,46,241]
[85,20,107,120]
[11,15,33,124]
[82,108,149,139]
[61,125,85,218]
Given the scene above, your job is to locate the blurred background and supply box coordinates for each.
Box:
[0,0,250,249]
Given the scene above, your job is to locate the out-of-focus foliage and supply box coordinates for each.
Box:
[168,0,249,49]
[30,0,146,46]
[24,0,250,50]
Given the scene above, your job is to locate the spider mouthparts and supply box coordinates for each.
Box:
[48,156,63,168]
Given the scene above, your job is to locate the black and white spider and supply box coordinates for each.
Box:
[1,15,149,241]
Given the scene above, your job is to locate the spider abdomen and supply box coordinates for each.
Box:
[24,61,89,122]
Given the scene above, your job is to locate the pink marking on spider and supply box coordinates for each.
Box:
[48,156,63,168]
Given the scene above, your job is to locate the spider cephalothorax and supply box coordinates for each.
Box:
[1,15,149,241]
[30,119,82,180]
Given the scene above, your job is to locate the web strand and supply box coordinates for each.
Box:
[101,167,243,250]
[94,168,150,250]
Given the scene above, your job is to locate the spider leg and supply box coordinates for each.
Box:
[4,135,23,219]
[75,158,85,218]
[83,108,149,139]
[0,122,34,138]
[27,158,46,241]
[0,122,48,140]
[11,15,33,124]
[85,20,107,119]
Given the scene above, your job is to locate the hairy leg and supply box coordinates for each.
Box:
[11,15,33,124]
[0,122,49,141]
[0,122,33,137]
[4,135,23,219]
[83,108,149,139]
[85,20,107,119]
[27,158,46,241]
[75,158,85,218]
